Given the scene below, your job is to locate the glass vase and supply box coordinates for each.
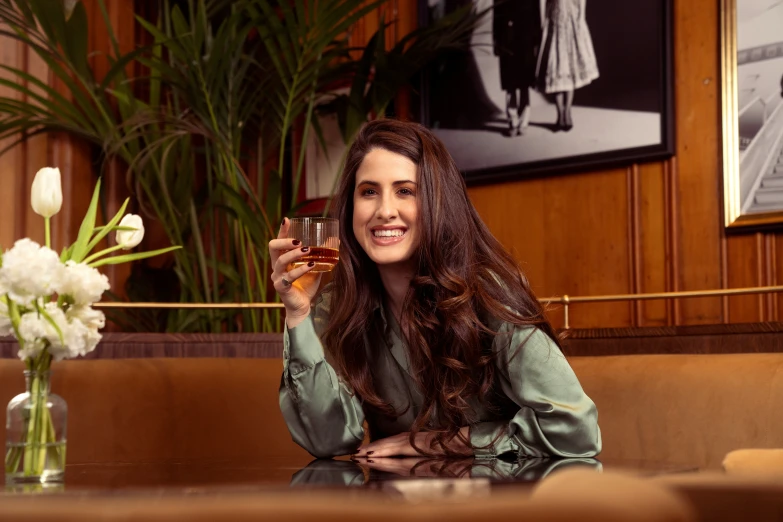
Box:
[4,370,68,484]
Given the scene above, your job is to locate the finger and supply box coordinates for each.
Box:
[273,261,319,293]
[272,261,322,295]
[355,443,399,458]
[269,237,300,267]
[274,246,310,275]
[277,217,289,240]
[285,260,319,283]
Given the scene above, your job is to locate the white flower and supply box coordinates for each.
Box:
[116,214,145,250]
[66,305,105,331]
[61,315,102,359]
[16,305,60,360]
[0,300,12,337]
[0,239,63,306]
[17,303,103,362]
[58,261,110,306]
[30,167,63,218]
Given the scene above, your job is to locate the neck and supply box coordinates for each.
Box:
[377,263,415,320]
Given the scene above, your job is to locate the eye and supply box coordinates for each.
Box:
[398,187,415,196]
[360,188,377,196]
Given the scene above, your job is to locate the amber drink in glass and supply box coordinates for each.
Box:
[288,217,339,272]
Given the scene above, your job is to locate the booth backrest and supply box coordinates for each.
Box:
[2,353,782,469]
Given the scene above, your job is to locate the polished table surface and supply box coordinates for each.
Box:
[3,456,698,496]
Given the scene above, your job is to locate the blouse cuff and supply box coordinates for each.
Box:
[284,315,326,375]
[469,420,519,459]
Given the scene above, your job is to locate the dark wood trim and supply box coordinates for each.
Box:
[4,321,783,359]
[0,333,285,359]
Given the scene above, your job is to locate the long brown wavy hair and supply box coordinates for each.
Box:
[321,119,560,455]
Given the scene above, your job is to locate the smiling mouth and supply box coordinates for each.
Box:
[372,229,407,238]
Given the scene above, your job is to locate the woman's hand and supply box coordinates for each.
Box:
[359,457,475,478]
[353,428,472,458]
[269,218,322,328]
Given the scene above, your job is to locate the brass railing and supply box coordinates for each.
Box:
[92,285,783,329]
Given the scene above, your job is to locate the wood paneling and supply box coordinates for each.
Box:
[2,0,778,331]
[464,0,777,329]
[0,1,135,297]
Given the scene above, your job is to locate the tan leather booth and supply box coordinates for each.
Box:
[570,353,783,470]
[0,358,311,466]
[2,352,783,468]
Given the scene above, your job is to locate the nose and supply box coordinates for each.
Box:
[375,192,398,221]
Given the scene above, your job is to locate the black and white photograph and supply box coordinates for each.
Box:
[419,0,674,183]
[723,0,783,228]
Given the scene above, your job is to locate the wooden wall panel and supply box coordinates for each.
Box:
[637,161,668,326]
[460,0,783,329]
[0,34,24,250]
[4,0,781,331]
[0,1,134,300]
[671,0,723,326]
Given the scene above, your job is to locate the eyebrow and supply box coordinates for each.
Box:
[356,180,418,187]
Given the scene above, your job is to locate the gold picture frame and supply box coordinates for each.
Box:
[722,0,783,229]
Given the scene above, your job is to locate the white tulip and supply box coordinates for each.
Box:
[116,214,145,250]
[30,167,63,218]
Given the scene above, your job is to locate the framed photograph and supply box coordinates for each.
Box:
[722,0,783,229]
[419,0,675,184]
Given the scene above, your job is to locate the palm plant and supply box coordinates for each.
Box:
[0,0,483,332]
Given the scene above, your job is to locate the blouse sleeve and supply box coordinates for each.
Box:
[278,294,366,458]
[469,327,602,459]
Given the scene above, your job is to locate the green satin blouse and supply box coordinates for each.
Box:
[279,292,601,460]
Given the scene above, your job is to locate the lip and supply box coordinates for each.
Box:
[369,226,407,246]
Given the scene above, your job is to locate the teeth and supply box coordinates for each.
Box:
[373,229,404,237]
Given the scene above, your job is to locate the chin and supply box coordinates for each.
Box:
[368,250,416,268]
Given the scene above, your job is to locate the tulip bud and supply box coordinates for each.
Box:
[116,214,145,250]
[30,167,63,218]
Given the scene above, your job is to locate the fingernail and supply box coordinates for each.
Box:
[292,239,301,246]
[366,451,374,455]
[301,247,309,253]
[307,261,315,267]
[281,218,286,226]
[367,459,375,463]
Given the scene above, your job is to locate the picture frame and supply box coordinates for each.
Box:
[722,0,783,229]
[418,0,675,184]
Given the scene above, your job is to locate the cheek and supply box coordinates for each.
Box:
[352,200,368,236]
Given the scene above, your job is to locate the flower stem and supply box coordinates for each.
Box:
[45,217,51,249]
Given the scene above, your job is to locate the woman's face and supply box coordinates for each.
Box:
[352,148,420,270]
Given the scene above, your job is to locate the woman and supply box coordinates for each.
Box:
[493,0,542,136]
[270,119,600,459]
[537,0,599,131]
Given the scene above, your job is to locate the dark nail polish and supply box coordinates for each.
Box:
[281,218,286,227]
[367,459,375,464]
[292,239,301,246]
[366,451,374,455]
[307,261,315,267]
[301,246,310,253]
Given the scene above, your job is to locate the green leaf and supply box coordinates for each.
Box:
[64,1,90,79]
[85,197,130,254]
[69,179,102,263]
[59,244,74,263]
[89,246,183,268]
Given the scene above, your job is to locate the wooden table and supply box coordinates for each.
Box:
[2,456,695,496]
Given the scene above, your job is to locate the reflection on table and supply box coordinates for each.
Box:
[291,457,603,487]
[3,455,696,496]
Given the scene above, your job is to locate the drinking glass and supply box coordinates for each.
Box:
[287,217,339,273]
